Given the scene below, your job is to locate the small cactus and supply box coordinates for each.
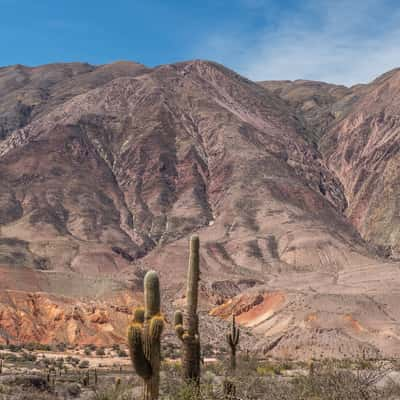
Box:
[308,360,315,377]
[115,377,121,389]
[226,314,240,370]
[50,373,56,392]
[83,370,90,386]
[174,235,201,385]
[128,270,164,400]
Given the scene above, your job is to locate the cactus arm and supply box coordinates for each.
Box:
[228,314,240,347]
[149,316,164,340]
[233,328,240,345]
[144,271,161,319]
[127,323,152,380]
[174,310,185,340]
[174,310,183,326]
[227,314,240,371]
[175,325,185,341]
[134,307,145,323]
[227,333,234,348]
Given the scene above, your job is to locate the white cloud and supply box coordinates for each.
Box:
[195,0,400,85]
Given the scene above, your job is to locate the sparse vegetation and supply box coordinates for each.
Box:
[0,342,398,400]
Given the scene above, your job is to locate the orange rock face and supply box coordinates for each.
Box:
[0,290,136,346]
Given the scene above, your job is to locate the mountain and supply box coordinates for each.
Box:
[258,79,354,142]
[0,60,399,358]
[321,69,400,258]
[261,70,400,258]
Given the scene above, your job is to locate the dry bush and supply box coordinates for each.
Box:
[91,386,130,400]
[229,359,399,400]
[158,358,400,400]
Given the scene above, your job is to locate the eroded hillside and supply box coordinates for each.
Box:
[0,60,399,358]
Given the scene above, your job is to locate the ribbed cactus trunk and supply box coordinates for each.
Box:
[143,275,161,400]
[174,235,201,385]
[227,314,240,371]
[128,270,164,400]
[230,346,236,370]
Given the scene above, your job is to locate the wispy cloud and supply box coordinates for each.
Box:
[194,0,400,85]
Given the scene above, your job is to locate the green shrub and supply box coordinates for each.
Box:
[91,381,130,400]
[66,383,81,398]
[56,342,67,352]
[21,352,37,362]
[117,349,127,358]
[8,344,22,352]
[79,360,90,369]
[96,347,105,356]
[23,343,37,351]
[4,353,17,362]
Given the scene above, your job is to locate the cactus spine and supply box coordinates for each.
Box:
[128,270,164,400]
[174,235,201,385]
[227,314,240,370]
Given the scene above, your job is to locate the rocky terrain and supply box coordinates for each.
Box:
[1,60,400,359]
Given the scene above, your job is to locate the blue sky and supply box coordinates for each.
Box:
[2,0,400,85]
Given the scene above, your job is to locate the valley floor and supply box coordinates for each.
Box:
[1,346,400,399]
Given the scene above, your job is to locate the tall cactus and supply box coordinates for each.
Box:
[226,314,240,370]
[128,270,164,400]
[174,235,201,385]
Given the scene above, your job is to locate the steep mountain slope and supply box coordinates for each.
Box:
[0,60,367,280]
[259,79,359,142]
[0,61,149,140]
[320,69,400,257]
[0,60,397,356]
[261,71,400,258]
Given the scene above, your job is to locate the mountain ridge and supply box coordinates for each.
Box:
[0,59,399,358]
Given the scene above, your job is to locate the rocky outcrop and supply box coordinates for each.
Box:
[0,290,138,345]
[210,262,400,360]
